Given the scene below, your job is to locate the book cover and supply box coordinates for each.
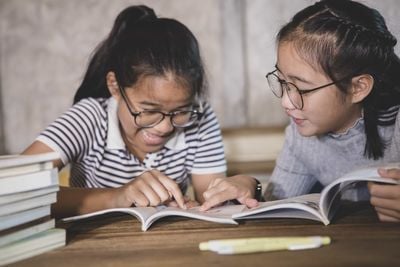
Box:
[0,152,59,170]
[0,206,51,232]
[0,168,59,196]
[0,192,57,217]
[0,185,59,206]
[0,228,66,266]
[0,217,55,247]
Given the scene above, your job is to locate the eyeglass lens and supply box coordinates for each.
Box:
[135,110,197,128]
[267,74,303,109]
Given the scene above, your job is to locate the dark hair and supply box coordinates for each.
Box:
[277,0,400,159]
[73,5,207,104]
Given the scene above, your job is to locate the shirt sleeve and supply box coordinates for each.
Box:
[36,98,106,165]
[264,121,317,200]
[190,102,227,175]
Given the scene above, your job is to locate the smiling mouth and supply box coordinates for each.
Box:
[142,130,170,146]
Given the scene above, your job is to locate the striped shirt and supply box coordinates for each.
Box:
[37,97,226,192]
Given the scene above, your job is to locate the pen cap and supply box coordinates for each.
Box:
[199,242,209,251]
[288,236,331,250]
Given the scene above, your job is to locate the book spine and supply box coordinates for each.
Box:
[0,168,58,195]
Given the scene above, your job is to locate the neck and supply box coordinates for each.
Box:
[333,106,363,134]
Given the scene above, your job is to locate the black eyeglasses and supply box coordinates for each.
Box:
[266,69,352,110]
[119,87,202,128]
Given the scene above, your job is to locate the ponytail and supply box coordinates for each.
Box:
[73,6,156,104]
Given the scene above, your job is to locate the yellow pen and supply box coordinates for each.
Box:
[199,236,331,254]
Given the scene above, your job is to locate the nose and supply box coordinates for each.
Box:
[281,87,296,110]
[152,116,174,134]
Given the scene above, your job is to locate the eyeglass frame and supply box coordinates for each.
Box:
[118,86,203,128]
[266,69,354,110]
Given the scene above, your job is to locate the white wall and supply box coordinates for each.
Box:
[0,0,399,153]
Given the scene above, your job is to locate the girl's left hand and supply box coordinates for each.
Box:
[199,175,259,211]
[368,167,400,222]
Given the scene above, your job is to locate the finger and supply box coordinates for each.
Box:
[369,183,400,199]
[378,168,400,180]
[185,200,200,209]
[370,195,400,211]
[150,170,186,209]
[378,213,400,222]
[375,209,400,222]
[143,173,173,203]
[131,190,149,207]
[133,173,168,206]
[166,200,179,208]
[374,206,400,219]
[244,198,259,208]
[200,190,232,211]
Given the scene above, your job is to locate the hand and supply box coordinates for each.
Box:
[368,167,400,222]
[167,196,200,209]
[113,169,186,209]
[199,175,259,211]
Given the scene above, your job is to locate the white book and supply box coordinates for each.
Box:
[0,218,55,247]
[232,163,400,225]
[0,161,54,179]
[0,193,57,217]
[0,228,66,266]
[63,164,400,230]
[0,185,59,206]
[0,152,59,170]
[63,205,243,231]
[0,206,51,231]
[0,168,59,196]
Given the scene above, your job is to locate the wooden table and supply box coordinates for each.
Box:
[10,202,400,267]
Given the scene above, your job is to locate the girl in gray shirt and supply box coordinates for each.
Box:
[264,0,400,222]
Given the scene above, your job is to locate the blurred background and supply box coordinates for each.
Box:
[0,0,399,155]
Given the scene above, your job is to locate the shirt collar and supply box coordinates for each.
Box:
[106,97,187,151]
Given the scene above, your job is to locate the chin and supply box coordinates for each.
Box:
[296,126,319,137]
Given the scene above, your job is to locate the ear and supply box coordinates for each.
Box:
[350,74,374,104]
[106,71,121,99]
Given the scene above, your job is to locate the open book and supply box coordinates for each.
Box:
[233,163,400,225]
[62,164,399,230]
[62,205,243,231]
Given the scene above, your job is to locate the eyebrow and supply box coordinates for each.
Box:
[275,65,313,85]
[138,100,193,110]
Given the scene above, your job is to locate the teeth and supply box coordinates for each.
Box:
[142,131,164,144]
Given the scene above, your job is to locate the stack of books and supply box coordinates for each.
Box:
[0,152,66,266]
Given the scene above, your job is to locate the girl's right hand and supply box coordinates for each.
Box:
[112,169,187,209]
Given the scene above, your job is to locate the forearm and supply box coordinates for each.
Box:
[51,186,119,218]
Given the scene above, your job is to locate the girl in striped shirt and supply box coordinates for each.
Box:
[23,5,260,218]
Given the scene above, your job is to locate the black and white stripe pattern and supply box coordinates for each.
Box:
[37,98,226,191]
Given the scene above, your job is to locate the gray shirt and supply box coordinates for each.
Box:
[265,111,400,201]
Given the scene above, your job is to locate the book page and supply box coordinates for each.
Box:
[61,207,159,229]
[232,194,329,225]
[144,205,241,231]
[319,164,400,221]
[62,205,241,231]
